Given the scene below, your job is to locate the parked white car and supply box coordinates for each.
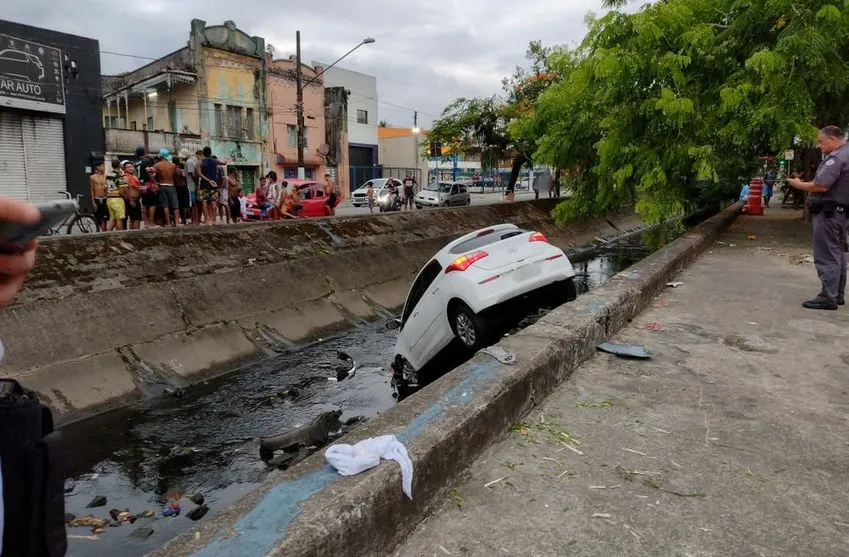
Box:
[351,178,403,207]
[388,224,577,386]
[415,181,471,208]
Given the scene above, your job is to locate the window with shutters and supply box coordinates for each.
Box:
[226,105,242,138]
[287,124,297,147]
[357,109,368,124]
[214,104,224,137]
[246,108,255,139]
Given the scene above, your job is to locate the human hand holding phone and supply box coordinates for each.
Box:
[0,198,40,308]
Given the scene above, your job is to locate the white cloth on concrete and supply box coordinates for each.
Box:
[325,434,413,499]
[480,346,516,365]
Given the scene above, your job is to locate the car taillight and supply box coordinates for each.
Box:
[529,232,548,243]
[445,251,488,273]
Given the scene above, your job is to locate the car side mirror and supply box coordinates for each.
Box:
[385,319,401,331]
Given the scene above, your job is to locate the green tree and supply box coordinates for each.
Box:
[523,0,849,223]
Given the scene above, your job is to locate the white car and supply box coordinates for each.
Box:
[351,178,402,207]
[415,181,471,208]
[388,224,577,385]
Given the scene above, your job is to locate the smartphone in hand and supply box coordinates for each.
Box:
[0,199,78,252]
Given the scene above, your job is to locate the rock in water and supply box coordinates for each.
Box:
[130,527,154,539]
[259,410,343,455]
[186,505,209,521]
[188,493,204,505]
[86,495,107,508]
[109,509,123,521]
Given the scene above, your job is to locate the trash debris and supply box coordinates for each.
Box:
[130,527,155,540]
[109,509,124,521]
[92,527,104,534]
[67,535,100,541]
[639,322,664,331]
[747,322,758,326]
[259,410,343,459]
[666,281,683,288]
[330,351,357,382]
[69,516,108,529]
[729,244,737,248]
[484,475,508,489]
[163,387,184,398]
[597,343,652,360]
[747,235,757,240]
[186,505,210,521]
[169,446,200,457]
[325,434,414,499]
[162,503,181,517]
[188,493,205,505]
[594,236,609,244]
[139,510,155,519]
[86,495,107,508]
[247,258,257,266]
[480,346,517,365]
[592,513,613,519]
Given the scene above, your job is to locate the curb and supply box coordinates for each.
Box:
[156,201,743,557]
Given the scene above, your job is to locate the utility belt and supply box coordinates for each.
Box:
[809,200,848,218]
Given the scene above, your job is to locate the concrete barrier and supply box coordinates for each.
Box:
[151,201,742,557]
[3,200,644,424]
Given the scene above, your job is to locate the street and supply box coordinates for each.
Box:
[334,189,542,217]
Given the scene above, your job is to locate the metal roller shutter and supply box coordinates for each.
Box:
[0,111,29,201]
[21,115,67,202]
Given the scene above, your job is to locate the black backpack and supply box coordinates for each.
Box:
[0,379,66,556]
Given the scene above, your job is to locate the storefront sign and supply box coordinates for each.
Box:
[0,33,65,114]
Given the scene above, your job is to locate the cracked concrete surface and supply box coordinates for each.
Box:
[397,208,849,557]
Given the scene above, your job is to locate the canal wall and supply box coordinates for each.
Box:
[152,201,743,557]
[3,200,644,424]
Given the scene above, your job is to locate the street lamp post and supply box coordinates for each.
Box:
[295,32,375,180]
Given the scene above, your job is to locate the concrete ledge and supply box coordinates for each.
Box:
[153,202,742,557]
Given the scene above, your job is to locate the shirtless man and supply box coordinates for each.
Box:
[89,161,108,231]
[324,174,338,216]
[154,149,179,227]
[122,160,143,229]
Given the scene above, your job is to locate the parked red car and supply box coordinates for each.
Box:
[244,180,341,220]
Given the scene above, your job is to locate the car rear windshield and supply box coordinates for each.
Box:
[449,229,526,254]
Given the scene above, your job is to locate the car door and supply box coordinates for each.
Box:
[449,184,461,205]
[458,184,469,204]
[398,260,447,368]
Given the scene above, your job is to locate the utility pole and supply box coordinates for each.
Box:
[294,33,374,181]
[295,30,306,180]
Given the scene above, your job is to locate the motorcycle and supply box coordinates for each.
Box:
[379,185,403,212]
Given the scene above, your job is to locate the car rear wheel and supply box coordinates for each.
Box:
[551,278,578,305]
[451,302,488,350]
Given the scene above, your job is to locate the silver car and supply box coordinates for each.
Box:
[415,181,471,208]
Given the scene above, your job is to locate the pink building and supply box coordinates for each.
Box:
[266,55,327,181]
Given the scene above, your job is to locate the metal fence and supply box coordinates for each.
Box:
[349,166,423,193]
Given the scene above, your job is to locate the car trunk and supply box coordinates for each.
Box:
[470,234,548,271]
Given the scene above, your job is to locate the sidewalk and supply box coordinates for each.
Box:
[398,207,849,557]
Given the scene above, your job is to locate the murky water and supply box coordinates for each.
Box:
[61,229,672,556]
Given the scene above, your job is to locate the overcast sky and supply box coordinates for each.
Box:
[7,0,618,128]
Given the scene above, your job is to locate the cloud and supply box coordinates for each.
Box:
[5,0,609,126]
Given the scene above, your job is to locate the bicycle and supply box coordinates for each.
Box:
[42,191,99,236]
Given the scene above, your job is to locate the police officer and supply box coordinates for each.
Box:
[788,125,849,310]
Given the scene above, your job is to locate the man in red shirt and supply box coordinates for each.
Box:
[122,161,143,229]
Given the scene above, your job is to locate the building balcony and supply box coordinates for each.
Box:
[104,128,203,157]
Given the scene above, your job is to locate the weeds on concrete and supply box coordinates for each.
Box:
[502,461,522,471]
[576,398,614,408]
[449,488,465,509]
[616,465,636,482]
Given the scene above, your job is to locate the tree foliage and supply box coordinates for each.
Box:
[523,0,849,223]
[428,42,558,177]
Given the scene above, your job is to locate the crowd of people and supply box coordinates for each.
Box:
[89,146,248,230]
[89,147,344,230]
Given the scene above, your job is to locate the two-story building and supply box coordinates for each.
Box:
[266,56,325,181]
[103,20,267,191]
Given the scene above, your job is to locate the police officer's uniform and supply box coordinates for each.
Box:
[808,142,849,309]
